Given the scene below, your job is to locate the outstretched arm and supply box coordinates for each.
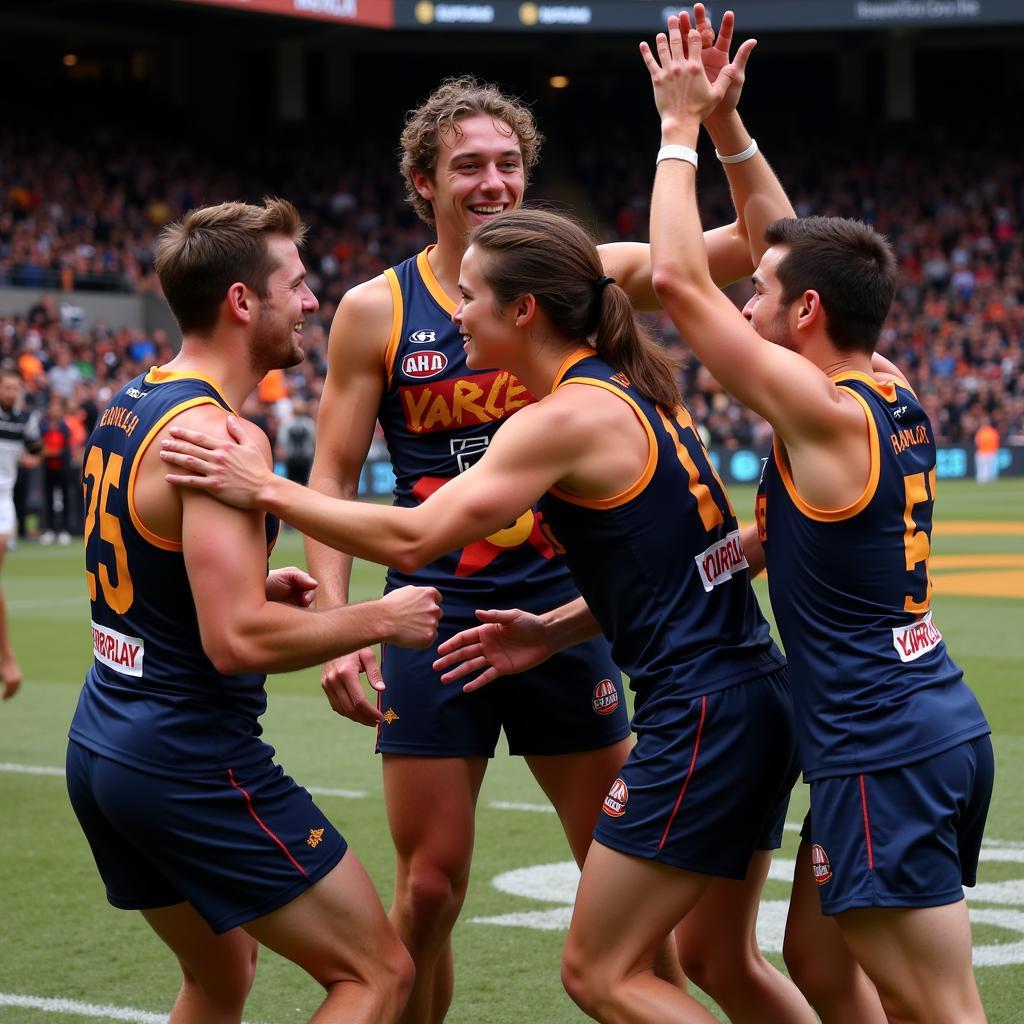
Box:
[692,3,795,264]
[166,406,442,676]
[600,5,794,307]
[643,15,847,445]
[162,400,586,574]
[432,596,603,692]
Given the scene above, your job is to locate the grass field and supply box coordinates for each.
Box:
[1,478,1022,1023]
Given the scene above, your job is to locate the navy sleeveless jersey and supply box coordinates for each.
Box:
[756,371,989,780]
[538,351,784,698]
[69,368,280,777]
[375,249,579,608]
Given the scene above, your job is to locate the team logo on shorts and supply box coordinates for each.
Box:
[307,828,325,849]
[603,778,628,817]
[381,708,400,725]
[810,844,833,885]
[592,679,619,716]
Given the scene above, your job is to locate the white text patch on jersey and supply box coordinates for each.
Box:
[695,530,749,593]
[91,621,145,677]
[892,612,943,663]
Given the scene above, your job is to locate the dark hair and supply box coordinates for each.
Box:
[470,209,680,410]
[764,216,897,353]
[153,197,306,335]
[400,76,543,227]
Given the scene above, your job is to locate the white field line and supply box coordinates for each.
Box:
[0,991,263,1024]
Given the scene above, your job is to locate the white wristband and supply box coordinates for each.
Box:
[715,138,758,164]
[656,145,698,169]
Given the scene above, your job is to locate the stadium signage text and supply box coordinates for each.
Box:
[855,0,981,19]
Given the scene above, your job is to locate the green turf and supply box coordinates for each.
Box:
[1,478,1022,1022]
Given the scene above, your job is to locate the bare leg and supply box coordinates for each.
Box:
[836,901,986,1024]
[783,840,887,1024]
[244,851,414,1023]
[141,903,258,1024]
[562,841,718,1023]
[0,541,22,700]
[527,740,687,990]
[382,754,487,1024]
[675,850,816,1023]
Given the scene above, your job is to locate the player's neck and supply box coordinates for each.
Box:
[426,227,468,299]
[803,335,873,380]
[160,339,259,410]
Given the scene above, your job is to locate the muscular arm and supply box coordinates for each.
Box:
[432,595,604,692]
[164,407,438,676]
[263,401,584,573]
[162,392,609,576]
[303,279,390,610]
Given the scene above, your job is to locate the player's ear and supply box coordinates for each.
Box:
[514,294,537,327]
[225,282,253,325]
[411,168,435,202]
[795,289,822,332]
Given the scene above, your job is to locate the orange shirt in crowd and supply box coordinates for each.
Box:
[258,369,287,404]
[975,424,999,455]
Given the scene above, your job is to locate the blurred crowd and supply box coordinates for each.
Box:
[2,120,1021,535]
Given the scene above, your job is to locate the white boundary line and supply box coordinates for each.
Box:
[0,992,263,1024]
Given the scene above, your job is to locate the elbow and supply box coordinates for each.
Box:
[202,631,261,677]
[386,510,442,574]
[390,539,433,575]
[651,268,702,309]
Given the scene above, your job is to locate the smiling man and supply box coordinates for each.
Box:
[66,197,442,1024]
[305,70,798,1021]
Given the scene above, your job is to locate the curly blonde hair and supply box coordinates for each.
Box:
[399,76,543,226]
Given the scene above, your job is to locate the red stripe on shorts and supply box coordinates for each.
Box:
[859,774,874,870]
[657,695,708,851]
[228,768,309,878]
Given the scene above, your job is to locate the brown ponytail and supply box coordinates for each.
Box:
[470,209,680,410]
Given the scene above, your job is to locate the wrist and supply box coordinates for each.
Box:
[374,598,397,645]
[259,473,287,516]
[705,116,752,157]
[659,117,700,148]
[703,107,743,143]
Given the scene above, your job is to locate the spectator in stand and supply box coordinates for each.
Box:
[38,392,73,545]
[278,398,317,489]
[974,418,1000,483]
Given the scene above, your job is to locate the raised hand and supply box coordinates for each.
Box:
[161,415,272,509]
[432,607,554,693]
[692,4,753,121]
[381,586,443,650]
[640,11,754,127]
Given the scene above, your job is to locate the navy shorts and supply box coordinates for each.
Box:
[66,741,348,934]
[375,603,629,758]
[593,667,798,879]
[804,733,994,916]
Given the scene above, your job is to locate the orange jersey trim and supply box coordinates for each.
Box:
[831,369,903,403]
[416,246,457,315]
[144,367,236,412]
[383,267,404,389]
[774,387,881,522]
[551,348,596,390]
[548,377,658,510]
[127,396,224,551]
